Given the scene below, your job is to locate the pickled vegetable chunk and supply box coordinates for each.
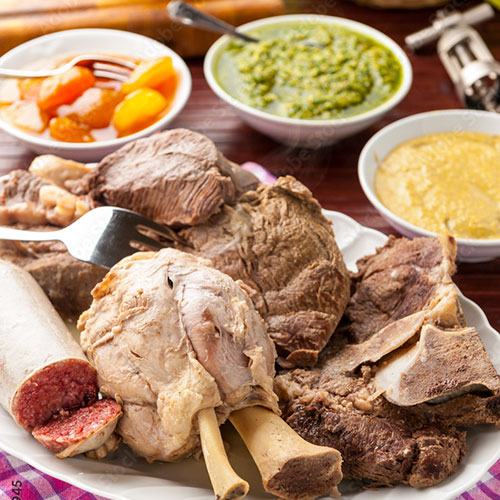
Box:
[122,56,175,94]
[18,78,43,101]
[60,88,123,129]
[113,88,167,134]
[49,117,94,143]
[3,101,48,133]
[4,55,178,142]
[38,67,95,111]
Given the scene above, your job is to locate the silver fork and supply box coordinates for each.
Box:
[0,207,187,269]
[0,54,136,81]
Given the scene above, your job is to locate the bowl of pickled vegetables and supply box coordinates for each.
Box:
[0,29,191,161]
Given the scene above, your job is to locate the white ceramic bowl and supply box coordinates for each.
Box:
[204,14,412,148]
[0,29,192,162]
[358,109,500,263]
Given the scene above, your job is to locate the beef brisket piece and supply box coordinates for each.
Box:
[0,226,106,320]
[275,340,499,489]
[84,129,259,227]
[181,176,351,367]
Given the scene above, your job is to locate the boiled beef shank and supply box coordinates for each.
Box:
[180,176,351,367]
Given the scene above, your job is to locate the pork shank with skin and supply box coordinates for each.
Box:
[79,248,279,462]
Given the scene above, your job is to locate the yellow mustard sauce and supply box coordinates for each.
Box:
[375,132,500,239]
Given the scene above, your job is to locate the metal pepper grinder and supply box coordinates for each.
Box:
[406,3,500,112]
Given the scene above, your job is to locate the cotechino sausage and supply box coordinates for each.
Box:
[0,260,121,457]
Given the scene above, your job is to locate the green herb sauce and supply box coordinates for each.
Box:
[215,22,403,120]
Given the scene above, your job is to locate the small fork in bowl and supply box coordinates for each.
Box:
[0,206,188,269]
[0,54,136,81]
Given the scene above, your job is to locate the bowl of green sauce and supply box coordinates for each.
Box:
[204,15,412,148]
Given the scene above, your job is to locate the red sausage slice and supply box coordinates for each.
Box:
[32,398,122,457]
[11,359,98,431]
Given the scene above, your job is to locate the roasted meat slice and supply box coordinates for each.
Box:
[83,129,259,227]
[181,176,351,367]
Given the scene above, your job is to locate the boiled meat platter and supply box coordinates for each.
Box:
[0,210,499,500]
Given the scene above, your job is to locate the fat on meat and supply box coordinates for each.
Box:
[79,248,279,462]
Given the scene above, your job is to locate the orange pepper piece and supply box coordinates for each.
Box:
[121,57,175,94]
[155,73,178,102]
[112,88,167,135]
[49,117,94,143]
[38,67,95,111]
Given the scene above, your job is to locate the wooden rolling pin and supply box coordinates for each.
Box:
[0,0,285,57]
[230,406,343,500]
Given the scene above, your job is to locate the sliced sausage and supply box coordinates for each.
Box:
[32,398,122,458]
[0,259,121,456]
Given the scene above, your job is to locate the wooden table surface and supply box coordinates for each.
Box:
[1,1,499,332]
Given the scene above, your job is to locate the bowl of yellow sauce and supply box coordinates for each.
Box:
[358,110,500,262]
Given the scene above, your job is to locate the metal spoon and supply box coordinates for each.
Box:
[168,1,259,43]
[167,1,324,48]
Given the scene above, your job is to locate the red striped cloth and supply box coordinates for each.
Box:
[0,451,106,499]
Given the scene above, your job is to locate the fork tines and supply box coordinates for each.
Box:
[91,62,135,82]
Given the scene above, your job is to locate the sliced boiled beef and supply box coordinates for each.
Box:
[275,236,500,489]
[84,129,259,227]
[346,235,463,344]
[180,176,351,367]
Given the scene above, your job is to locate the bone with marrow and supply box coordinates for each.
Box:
[276,236,500,489]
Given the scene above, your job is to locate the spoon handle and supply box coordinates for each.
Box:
[167,1,259,43]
